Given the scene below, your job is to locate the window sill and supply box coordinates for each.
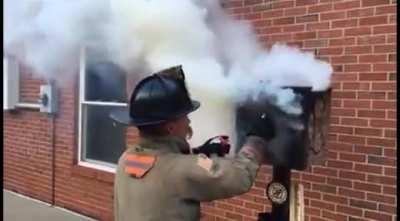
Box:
[71,162,115,184]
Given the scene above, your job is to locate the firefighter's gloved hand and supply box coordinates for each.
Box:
[192,135,230,157]
[240,136,268,164]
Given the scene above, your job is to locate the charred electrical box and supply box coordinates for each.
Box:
[235,87,331,221]
[235,87,331,170]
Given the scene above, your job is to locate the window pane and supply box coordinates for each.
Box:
[82,104,126,164]
[85,60,127,103]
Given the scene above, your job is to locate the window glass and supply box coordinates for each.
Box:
[82,104,126,164]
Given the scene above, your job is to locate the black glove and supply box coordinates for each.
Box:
[237,99,305,166]
[192,135,231,157]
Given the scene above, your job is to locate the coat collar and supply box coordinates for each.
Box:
[137,135,190,154]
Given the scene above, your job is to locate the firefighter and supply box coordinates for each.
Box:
[110,65,272,221]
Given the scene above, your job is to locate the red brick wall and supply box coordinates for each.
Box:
[200,1,396,221]
[3,1,396,221]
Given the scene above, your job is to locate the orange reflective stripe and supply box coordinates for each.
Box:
[125,166,146,177]
[125,154,155,164]
[124,153,156,178]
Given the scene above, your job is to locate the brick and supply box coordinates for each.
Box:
[312,183,337,194]
[355,127,383,137]
[368,155,396,166]
[323,194,348,206]
[353,181,382,193]
[310,200,335,210]
[343,100,371,109]
[387,34,396,43]
[374,44,396,53]
[330,125,354,134]
[349,199,377,210]
[372,101,396,110]
[343,82,370,90]
[304,39,328,48]
[354,163,383,174]
[327,142,353,153]
[338,187,366,200]
[296,0,318,6]
[329,37,356,46]
[358,91,387,99]
[327,160,353,170]
[284,7,307,16]
[362,0,390,7]
[388,54,396,62]
[305,207,321,216]
[262,9,283,18]
[384,166,396,176]
[371,82,396,91]
[294,31,316,40]
[388,73,396,81]
[370,119,396,128]
[364,211,392,221]
[378,204,396,214]
[306,22,330,31]
[244,12,262,20]
[308,3,333,13]
[367,193,396,206]
[345,27,372,36]
[354,145,383,155]
[282,24,305,32]
[321,11,346,21]
[225,211,243,220]
[313,166,338,177]
[367,138,396,147]
[252,19,272,27]
[296,14,319,23]
[345,46,372,54]
[359,16,388,26]
[322,211,347,221]
[243,0,263,6]
[384,129,396,138]
[367,174,396,185]
[331,56,358,64]
[357,35,386,45]
[259,26,281,34]
[339,152,366,162]
[318,29,343,38]
[344,64,372,72]
[386,109,396,119]
[327,177,353,188]
[339,170,366,181]
[373,63,396,72]
[271,0,294,9]
[359,55,387,63]
[332,19,358,28]
[273,17,295,25]
[372,25,396,35]
[347,8,374,18]
[318,47,343,55]
[266,33,293,41]
[336,205,363,217]
[252,4,272,12]
[383,186,395,195]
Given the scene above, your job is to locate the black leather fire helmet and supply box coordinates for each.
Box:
[110,65,200,126]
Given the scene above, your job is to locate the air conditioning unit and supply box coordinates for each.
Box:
[3,56,20,110]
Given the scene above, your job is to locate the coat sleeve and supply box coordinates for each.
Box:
[171,151,261,202]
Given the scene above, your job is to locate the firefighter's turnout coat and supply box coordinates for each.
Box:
[114,135,261,221]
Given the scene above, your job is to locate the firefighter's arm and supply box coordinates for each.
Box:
[173,136,267,202]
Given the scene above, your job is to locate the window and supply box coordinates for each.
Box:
[78,47,128,171]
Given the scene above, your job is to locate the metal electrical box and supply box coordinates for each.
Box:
[39,84,58,114]
[3,56,20,110]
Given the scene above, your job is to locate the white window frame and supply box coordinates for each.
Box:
[77,47,127,173]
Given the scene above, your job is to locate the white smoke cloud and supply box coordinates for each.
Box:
[4,0,332,114]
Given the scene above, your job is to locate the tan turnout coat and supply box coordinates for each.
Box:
[114,136,260,221]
